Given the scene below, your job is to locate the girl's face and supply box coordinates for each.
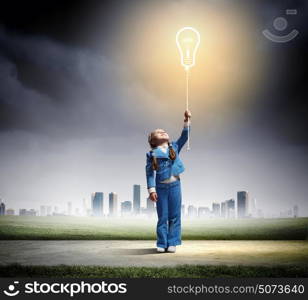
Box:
[152,128,169,145]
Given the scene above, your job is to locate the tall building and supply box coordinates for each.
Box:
[198,207,210,218]
[28,209,37,216]
[293,205,299,218]
[109,192,118,217]
[40,205,46,217]
[237,191,248,218]
[19,209,36,216]
[92,192,104,216]
[133,185,141,215]
[19,209,27,216]
[226,199,235,219]
[121,201,132,216]
[0,200,5,216]
[187,205,197,218]
[221,201,227,218]
[46,206,52,216]
[212,202,220,218]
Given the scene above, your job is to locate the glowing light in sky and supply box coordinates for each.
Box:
[114,2,267,121]
[175,26,200,150]
[176,27,200,71]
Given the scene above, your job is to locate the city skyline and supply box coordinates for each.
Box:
[0,185,302,219]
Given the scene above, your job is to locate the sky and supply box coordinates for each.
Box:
[0,0,307,216]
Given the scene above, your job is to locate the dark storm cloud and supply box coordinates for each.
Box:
[0,28,140,138]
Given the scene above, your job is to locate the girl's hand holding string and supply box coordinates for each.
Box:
[184,109,192,122]
[150,192,158,202]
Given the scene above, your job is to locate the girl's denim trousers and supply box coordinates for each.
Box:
[155,179,182,248]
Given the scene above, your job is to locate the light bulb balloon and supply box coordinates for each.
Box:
[175,26,200,151]
[176,27,200,71]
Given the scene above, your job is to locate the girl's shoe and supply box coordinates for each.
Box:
[167,246,176,253]
[157,247,165,253]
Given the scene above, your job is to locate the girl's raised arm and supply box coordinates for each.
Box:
[176,110,191,152]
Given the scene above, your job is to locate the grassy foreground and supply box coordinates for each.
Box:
[1,264,307,278]
[0,216,307,240]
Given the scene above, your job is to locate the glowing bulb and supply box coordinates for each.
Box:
[176,27,200,71]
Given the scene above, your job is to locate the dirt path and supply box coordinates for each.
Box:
[1,240,307,267]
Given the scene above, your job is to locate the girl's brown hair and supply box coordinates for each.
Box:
[148,131,176,171]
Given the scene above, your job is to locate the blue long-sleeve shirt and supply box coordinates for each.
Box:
[146,120,190,194]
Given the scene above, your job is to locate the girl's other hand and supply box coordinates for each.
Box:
[184,109,191,121]
[150,192,158,202]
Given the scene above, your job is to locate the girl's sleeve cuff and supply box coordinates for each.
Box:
[148,187,156,194]
[184,120,191,127]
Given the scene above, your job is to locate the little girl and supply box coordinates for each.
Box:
[146,110,191,253]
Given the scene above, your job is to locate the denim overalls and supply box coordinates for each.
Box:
[145,126,189,248]
[155,179,182,248]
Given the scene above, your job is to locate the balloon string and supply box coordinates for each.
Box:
[186,68,190,150]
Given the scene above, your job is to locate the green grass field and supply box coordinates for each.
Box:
[1,264,307,278]
[0,216,307,240]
